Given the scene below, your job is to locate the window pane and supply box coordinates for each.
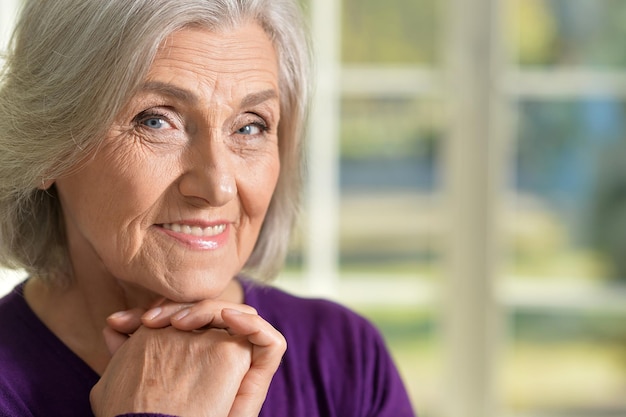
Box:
[504,98,626,413]
[339,96,442,276]
[511,99,626,280]
[504,307,626,414]
[341,0,440,65]
[513,0,626,68]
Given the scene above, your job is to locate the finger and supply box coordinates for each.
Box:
[222,309,286,417]
[168,300,257,331]
[102,326,130,356]
[106,308,145,334]
[141,302,194,328]
[221,309,286,386]
[221,309,285,351]
[228,389,266,417]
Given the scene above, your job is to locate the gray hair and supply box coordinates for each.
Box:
[0,0,311,282]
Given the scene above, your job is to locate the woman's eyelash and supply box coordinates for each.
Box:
[250,119,269,130]
[133,110,168,126]
[240,114,270,133]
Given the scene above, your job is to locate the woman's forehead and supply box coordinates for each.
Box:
[143,24,280,103]
[153,24,278,76]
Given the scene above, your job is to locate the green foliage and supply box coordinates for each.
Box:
[517,0,626,68]
[340,97,441,159]
[341,0,439,64]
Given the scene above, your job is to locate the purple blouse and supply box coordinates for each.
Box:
[0,279,416,416]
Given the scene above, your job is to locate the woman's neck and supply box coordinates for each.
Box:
[24,277,115,374]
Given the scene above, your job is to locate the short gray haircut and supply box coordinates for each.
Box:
[0,0,311,282]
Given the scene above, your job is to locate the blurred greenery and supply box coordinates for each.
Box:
[342,221,625,412]
[514,0,626,67]
[341,0,439,64]
[514,98,626,282]
[340,97,441,160]
[512,308,626,344]
[359,305,626,416]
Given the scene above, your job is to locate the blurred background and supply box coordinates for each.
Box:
[3,0,626,416]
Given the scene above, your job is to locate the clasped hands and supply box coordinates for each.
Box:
[90,298,286,417]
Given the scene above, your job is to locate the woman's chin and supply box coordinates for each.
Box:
[158,275,240,303]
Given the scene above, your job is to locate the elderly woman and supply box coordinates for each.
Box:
[0,0,415,416]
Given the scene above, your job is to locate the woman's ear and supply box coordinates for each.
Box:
[38,179,55,190]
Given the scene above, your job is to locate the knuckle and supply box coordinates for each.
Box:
[276,332,287,352]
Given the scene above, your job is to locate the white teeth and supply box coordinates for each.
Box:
[162,223,226,237]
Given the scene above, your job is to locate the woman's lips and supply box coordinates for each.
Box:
[159,222,229,250]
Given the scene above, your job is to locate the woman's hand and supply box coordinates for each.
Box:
[91,300,286,417]
[90,324,251,417]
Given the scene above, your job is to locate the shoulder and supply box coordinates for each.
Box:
[0,281,98,415]
[241,278,390,372]
[242,278,416,416]
[0,283,42,413]
[0,282,31,344]
[0,282,48,379]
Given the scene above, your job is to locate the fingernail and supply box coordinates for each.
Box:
[142,307,162,321]
[223,308,243,316]
[108,310,130,320]
[173,308,191,321]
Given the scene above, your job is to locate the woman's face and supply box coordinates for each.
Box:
[53,23,281,302]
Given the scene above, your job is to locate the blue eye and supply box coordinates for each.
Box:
[133,109,175,131]
[238,124,264,135]
[142,117,168,129]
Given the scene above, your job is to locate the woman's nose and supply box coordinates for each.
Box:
[177,137,237,207]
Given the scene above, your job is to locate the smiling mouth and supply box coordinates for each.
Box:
[162,223,227,237]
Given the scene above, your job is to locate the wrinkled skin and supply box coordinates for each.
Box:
[92,301,286,417]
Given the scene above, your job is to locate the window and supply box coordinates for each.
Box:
[292,1,626,416]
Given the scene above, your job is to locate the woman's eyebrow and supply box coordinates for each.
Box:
[139,81,199,103]
[240,89,279,109]
[138,82,278,109]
